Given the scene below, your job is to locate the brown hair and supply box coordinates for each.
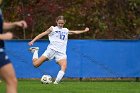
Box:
[56,16,66,22]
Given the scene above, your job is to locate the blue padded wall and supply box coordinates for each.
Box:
[5,40,140,78]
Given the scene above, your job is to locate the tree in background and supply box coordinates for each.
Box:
[2,0,140,39]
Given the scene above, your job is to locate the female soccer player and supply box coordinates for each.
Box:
[28,16,89,84]
[0,1,27,93]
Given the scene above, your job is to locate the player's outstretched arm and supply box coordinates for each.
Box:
[68,27,89,35]
[0,32,13,40]
[28,27,53,46]
[3,20,27,30]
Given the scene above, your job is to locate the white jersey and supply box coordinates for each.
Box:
[47,26,69,53]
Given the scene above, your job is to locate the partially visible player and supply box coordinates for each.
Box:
[0,1,27,93]
[28,15,89,84]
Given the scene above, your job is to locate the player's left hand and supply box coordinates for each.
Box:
[85,27,89,32]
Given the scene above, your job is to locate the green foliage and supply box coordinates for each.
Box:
[2,0,140,39]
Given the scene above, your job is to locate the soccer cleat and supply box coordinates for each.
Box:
[29,47,39,53]
[53,81,59,84]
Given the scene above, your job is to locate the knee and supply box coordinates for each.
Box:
[6,77,17,86]
[11,77,17,85]
[13,78,18,85]
[33,61,39,68]
[61,64,67,71]
[33,63,39,68]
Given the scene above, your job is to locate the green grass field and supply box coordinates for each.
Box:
[1,80,140,93]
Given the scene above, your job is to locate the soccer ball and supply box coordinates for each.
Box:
[41,75,52,84]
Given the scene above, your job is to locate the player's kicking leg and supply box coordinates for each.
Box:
[29,47,48,67]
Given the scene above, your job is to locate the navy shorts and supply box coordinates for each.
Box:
[0,49,11,68]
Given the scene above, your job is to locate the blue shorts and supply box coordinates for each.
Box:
[0,49,11,68]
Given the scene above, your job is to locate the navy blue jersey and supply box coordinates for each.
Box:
[0,8,4,48]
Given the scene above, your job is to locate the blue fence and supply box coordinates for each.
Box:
[5,40,140,78]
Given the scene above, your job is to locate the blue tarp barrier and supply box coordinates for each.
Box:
[4,40,140,78]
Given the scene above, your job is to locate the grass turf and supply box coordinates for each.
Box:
[0,80,140,93]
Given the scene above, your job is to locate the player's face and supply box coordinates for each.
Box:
[56,20,65,28]
[0,0,2,5]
